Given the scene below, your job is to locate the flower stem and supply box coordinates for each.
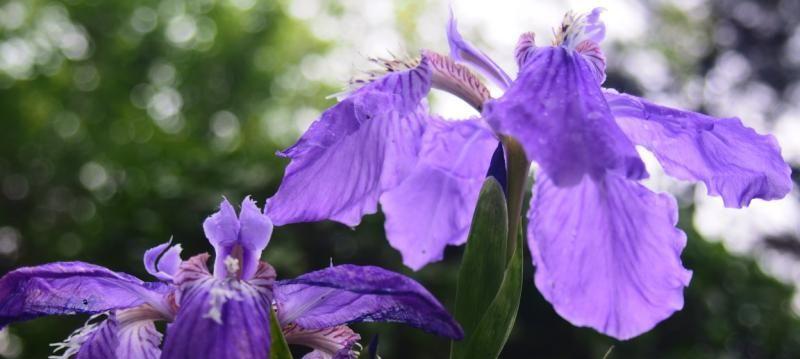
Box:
[502,136,529,259]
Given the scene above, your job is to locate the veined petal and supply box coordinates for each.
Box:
[514,32,537,69]
[606,91,792,207]
[73,309,162,359]
[447,10,512,89]
[161,254,275,359]
[267,57,432,227]
[0,262,162,328]
[237,196,273,280]
[275,265,463,339]
[483,47,645,186]
[143,239,183,283]
[380,118,497,270]
[528,172,691,340]
[283,323,360,359]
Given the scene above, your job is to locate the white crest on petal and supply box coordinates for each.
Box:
[553,9,605,50]
[48,313,106,359]
[203,282,242,325]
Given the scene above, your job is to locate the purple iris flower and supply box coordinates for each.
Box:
[267,8,793,340]
[0,197,463,358]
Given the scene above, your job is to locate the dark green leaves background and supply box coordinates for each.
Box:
[0,0,799,358]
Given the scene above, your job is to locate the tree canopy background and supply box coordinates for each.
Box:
[0,0,799,358]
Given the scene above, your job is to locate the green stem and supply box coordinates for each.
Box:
[502,136,529,259]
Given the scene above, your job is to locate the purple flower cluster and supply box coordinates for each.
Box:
[0,198,462,358]
[267,8,792,339]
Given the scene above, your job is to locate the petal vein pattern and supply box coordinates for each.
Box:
[527,173,691,340]
[267,58,432,227]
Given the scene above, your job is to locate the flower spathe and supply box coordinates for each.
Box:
[268,8,792,340]
[0,197,463,358]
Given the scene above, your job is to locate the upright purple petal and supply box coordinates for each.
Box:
[0,262,162,328]
[238,196,273,280]
[283,323,360,359]
[528,173,691,340]
[380,118,497,269]
[514,32,537,69]
[267,57,432,227]
[606,91,792,207]
[161,254,275,359]
[203,198,241,277]
[275,265,463,339]
[447,10,512,89]
[143,240,183,282]
[76,310,162,359]
[483,47,645,186]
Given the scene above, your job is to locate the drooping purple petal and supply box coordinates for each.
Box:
[380,118,497,270]
[447,10,512,89]
[483,47,646,186]
[283,323,360,359]
[605,91,793,207]
[275,265,463,339]
[143,239,183,282]
[527,172,692,340]
[267,57,432,228]
[161,254,275,359]
[76,310,162,359]
[0,262,162,328]
[237,196,273,280]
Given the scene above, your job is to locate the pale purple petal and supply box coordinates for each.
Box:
[583,8,606,44]
[283,323,360,359]
[77,311,162,359]
[275,265,463,339]
[238,196,273,280]
[483,47,645,186]
[203,198,241,276]
[447,10,512,89]
[161,254,275,359]
[606,91,793,207]
[0,262,161,328]
[528,172,692,340]
[267,58,432,227]
[143,240,183,282]
[380,118,497,269]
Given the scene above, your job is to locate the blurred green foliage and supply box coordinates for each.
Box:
[0,0,799,358]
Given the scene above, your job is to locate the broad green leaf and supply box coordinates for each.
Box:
[457,230,524,359]
[451,178,509,359]
[269,306,294,359]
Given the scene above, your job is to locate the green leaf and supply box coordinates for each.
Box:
[456,229,524,359]
[451,178,509,359]
[269,306,294,359]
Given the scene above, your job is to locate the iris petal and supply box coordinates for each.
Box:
[76,311,162,359]
[528,172,691,340]
[267,57,432,227]
[143,240,183,282]
[275,264,463,339]
[203,198,241,277]
[283,323,360,359]
[238,196,273,280]
[447,10,512,89]
[161,254,275,359]
[606,91,793,207]
[483,47,645,186]
[380,118,497,269]
[0,262,162,328]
